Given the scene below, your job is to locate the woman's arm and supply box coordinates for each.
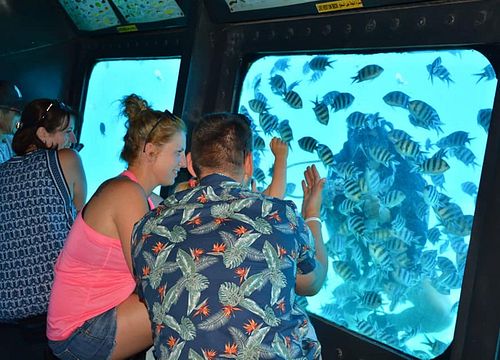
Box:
[58,148,87,211]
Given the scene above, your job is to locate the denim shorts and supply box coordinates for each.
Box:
[48,307,117,360]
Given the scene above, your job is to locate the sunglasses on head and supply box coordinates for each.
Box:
[142,109,176,153]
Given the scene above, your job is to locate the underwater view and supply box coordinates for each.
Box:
[238,50,497,359]
[79,58,181,199]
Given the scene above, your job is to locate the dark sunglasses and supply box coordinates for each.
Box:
[142,109,176,153]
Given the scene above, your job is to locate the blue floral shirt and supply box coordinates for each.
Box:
[132,174,321,360]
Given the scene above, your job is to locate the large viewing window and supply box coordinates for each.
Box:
[238,50,496,359]
[80,58,181,199]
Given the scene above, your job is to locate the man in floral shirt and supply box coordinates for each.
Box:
[132,112,327,359]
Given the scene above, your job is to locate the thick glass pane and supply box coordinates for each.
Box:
[238,50,496,359]
[80,59,181,200]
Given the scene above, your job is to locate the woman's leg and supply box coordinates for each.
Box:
[112,294,153,360]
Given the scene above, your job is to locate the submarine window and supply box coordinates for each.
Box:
[79,58,181,200]
[238,50,497,359]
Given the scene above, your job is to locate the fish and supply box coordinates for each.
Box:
[449,146,478,168]
[99,122,106,136]
[352,64,384,83]
[248,95,269,114]
[331,92,355,112]
[278,120,294,146]
[345,111,366,130]
[387,129,412,143]
[477,108,492,133]
[427,57,454,85]
[283,89,303,109]
[253,168,266,184]
[322,91,340,106]
[303,55,334,74]
[435,131,473,148]
[269,74,287,96]
[474,64,496,83]
[298,136,319,153]
[316,144,336,167]
[408,100,443,135]
[415,157,450,174]
[461,181,478,197]
[312,98,330,125]
[259,112,279,135]
[253,135,265,152]
[270,58,290,75]
[383,91,410,109]
[393,138,425,161]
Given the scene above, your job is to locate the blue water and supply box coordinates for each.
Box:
[238,50,497,359]
[79,58,181,199]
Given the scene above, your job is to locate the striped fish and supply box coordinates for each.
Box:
[258,112,278,135]
[360,291,382,309]
[308,56,335,71]
[316,144,335,167]
[269,74,287,96]
[421,184,441,207]
[322,91,340,106]
[436,131,473,148]
[283,90,302,109]
[387,129,412,143]
[270,58,290,75]
[394,138,424,160]
[474,64,496,83]
[408,100,443,134]
[253,135,265,152]
[430,173,446,189]
[381,190,406,208]
[253,168,266,184]
[278,120,294,146]
[346,111,366,129]
[334,162,361,179]
[368,244,392,269]
[367,145,396,167]
[298,136,318,153]
[461,181,478,197]
[383,91,410,109]
[338,198,361,215]
[348,214,366,239]
[312,98,329,125]
[352,64,384,83]
[331,92,355,112]
[477,108,492,133]
[449,146,478,167]
[427,227,442,244]
[332,261,357,281]
[343,179,363,201]
[416,157,450,174]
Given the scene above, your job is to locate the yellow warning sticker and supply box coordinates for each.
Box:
[316,0,363,13]
[116,24,138,33]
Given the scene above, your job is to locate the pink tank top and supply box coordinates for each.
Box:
[47,170,153,340]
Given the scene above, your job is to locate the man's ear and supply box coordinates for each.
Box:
[186,152,196,177]
[244,151,253,179]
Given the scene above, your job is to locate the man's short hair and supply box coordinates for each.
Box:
[190,112,253,177]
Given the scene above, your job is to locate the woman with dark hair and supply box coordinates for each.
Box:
[0,98,87,359]
[47,94,187,360]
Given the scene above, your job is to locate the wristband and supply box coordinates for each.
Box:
[305,216,322,224]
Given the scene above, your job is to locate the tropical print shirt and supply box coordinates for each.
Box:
[132,174,321,360]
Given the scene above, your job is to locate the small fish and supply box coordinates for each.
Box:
[332,261,357,281]
[461,181,478,197]
[416,157,450,174]
[312,98,329,125]
[427,57,454,85]
[381,190,406,208]
[345,111,366,129]
[253,135,265,152]
[449,146,478,168]
[383,91,410,109]
[248,96,269,114]
[303,55,334,74]
[352,64,384,83]
[278,120,294,146]
[298,136,319,153]
[394,138,424,160]
[316,144,335,167]
[259,112,279,135]
[474,64,496,83]
[270,58,290,75]
[269,74,287,96]
[253,168,266,184]
[331,92,355,112]
[408,100,443,135]
[283,90,303,109]
[436,131,473,148]
[322,91,340,106]
[387,129,412,143]
[99,122,106,136]
[477,108,492,133]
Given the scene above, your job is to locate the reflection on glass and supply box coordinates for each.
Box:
[80,59,181,200]
[238,50,496,359]
[113,0,184,23]
[58,0,120,31]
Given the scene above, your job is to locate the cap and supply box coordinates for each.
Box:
[0,81,23,112]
